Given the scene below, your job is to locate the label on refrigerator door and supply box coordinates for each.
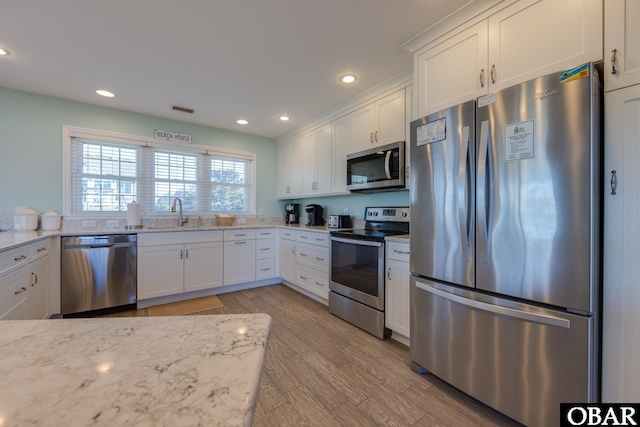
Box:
[504,120,534,161]
[416,117,446,146]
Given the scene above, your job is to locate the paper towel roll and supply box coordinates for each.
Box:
[127,201,141,227]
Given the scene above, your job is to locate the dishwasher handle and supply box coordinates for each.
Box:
[64,242,136,249]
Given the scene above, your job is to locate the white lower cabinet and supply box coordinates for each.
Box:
[278,229,330,300]
[0,238,51,320]
[278,231,297,283]
[255,229,276,280]
[385,241,410,339]
[138,231,223,300]
[223,229,256,286]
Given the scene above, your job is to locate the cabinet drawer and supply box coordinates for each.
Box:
[0,246,29,278]
[279,228,296,241]
[387,242,410,263]
[224,229,256,241]
[256,259,275,280]
[27,239,51,261]
[256,229,275,239]
[296,231,330,247]
[256,238,275,260]
[296,265,329,299]
[296,242,329,272]
[0,266,29,320]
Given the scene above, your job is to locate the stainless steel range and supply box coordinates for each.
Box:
[329,207,409,339]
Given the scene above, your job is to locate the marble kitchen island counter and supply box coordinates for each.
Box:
[0,313,271,427]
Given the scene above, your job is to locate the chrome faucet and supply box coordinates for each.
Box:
[171,197,188,226]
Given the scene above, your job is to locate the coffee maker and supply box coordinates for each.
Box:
[305,204,324,226]
[285,203,299,224]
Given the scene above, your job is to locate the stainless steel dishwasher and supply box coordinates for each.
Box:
[61,234,137,316]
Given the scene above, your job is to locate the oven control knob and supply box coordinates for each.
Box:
[373,212,378,216]
[401,212,408,217]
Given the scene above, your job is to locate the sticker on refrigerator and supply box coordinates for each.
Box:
[559,63,589,84]
[416,117,446,146]
[504,120,534,161]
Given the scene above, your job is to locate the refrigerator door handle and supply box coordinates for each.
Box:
[458,125,471,261]
[415,281,571,329]
[477,119,490,264]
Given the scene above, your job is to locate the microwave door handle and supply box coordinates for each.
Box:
[384,150,392,179]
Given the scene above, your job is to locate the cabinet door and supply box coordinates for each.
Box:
[29,256,50,319]
[138,244,184,299]
[375,89,405,146]
[277,138,302,198]
[350,102,376,152]
[416,21,488,118]
[602,85,640,402]
[277,140,289,198]
[604,0,640,91]
[314,123,333,194]
[332,114,351,193]
[300,130,317,196]
[184,242,223,292]
[0,266,29,320]
[488,0,602,92]
[385,259,411,338]
[223,240,256,285]
[278,238,297,283]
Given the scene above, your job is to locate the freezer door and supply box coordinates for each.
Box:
[476,64,600,312]
[409,100,475,287]
[410,277,598,427]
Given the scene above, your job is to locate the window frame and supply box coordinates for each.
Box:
[62,126,256,217]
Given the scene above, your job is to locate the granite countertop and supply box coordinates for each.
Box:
[0,314,271,427]
[385,234,410,242]
[0,230,59,252]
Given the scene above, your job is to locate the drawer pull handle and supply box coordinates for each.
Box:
[260,232,270,235]
[316,238,324,242]
[235,241,246,245]
[315,282,323,287]
[15,286,27,295]
[14,255,26,261]
[235,233,246,237]
[32,272,38,286]
[261,267,271,271]
[300,235,308,239]
[299,275,308,280]
[261,248,270,251]
[315,257,324,261]
[300,252,308,257]
[394,249,410,255]
[37,247,47,252]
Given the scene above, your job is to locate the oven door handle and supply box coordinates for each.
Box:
[329,236,383,247]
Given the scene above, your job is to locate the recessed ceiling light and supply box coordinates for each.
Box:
[340,74,357,83]
[279,115,290,121]
[96,89,115,98]
[237,119,248,125]
[0,47,11,56]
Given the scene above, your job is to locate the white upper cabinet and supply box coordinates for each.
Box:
[350,89,406,152]
[416,21,489,118]
[331,113,351,194]
[301,124,333,196]
[487,0,602,92]
[604,0,640,91]
[414,0,602,118]
[277,136,302,199]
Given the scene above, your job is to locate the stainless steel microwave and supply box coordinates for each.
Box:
[346,141,405,192]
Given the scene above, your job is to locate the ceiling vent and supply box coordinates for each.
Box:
[171,105,195,114]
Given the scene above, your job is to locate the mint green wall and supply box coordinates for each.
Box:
[0,87,278,219]
[281,190,410,222]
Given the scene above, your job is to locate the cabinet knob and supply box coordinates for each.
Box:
[14,286,27,295]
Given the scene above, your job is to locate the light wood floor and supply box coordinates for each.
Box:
[111,284,521,426]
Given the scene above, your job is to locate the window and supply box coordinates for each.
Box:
[63,126,256,216]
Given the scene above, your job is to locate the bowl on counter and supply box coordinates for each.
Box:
[41,210,61,230]
[13,207,39,231]
[215,214,236,226]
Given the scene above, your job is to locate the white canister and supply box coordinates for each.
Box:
[41,210,61,231]
[126,201,141,228]
[13,207,39,231]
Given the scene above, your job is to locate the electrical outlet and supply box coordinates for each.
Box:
[237,218,246,224]
[106,220,119,228]
[344,208,349,214]
[82,220,96,228]
[258,208,264,215]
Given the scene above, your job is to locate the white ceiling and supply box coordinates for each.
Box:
[0,0,473,139]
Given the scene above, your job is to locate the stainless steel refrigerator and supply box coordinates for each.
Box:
[409,63,601,427]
